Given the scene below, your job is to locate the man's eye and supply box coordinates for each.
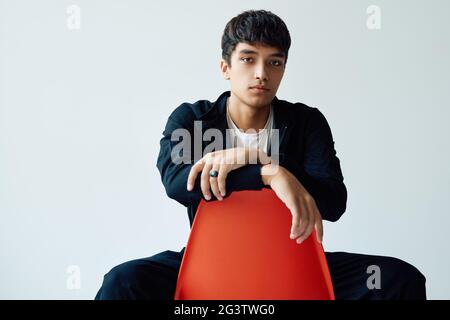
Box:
[272,60,283,66]
[241,57,253,63]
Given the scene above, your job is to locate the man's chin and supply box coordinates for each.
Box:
[231,89,274,108]
[246,93,275,108]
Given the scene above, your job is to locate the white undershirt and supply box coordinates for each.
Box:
[226,98,274,154]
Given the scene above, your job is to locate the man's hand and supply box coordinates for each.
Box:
[262,164,324,244]
[187,147,268,201]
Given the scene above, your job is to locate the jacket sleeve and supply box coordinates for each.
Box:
[278,108,347,222]
[156,104,265,207]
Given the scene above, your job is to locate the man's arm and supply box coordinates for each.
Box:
[156,104,265,207]
[278,108,347,222]
[156,103,344,243]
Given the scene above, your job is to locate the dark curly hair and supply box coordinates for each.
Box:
[221,10,291,68]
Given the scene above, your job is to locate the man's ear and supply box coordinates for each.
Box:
[220,59,230,80]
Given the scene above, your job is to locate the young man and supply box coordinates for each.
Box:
[95,10,426,300]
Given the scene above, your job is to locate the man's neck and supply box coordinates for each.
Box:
[227,93,271,132]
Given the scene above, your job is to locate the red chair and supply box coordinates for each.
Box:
[174,188,335,300]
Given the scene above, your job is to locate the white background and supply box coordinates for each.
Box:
[1,0,449,299]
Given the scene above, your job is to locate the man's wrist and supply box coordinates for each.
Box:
[261,163,282,186]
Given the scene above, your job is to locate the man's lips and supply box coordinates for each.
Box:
[250,86,269,91]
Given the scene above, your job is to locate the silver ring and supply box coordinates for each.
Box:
[209,169,219,178]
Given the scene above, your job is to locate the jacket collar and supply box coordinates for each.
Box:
[199,90,295,130]
[198,91,295,156]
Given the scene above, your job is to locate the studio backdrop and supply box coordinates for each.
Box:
[1,0,449,299]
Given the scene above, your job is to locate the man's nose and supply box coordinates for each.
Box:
[254,63,269,81]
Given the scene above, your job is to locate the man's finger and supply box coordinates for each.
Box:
[294,201,309,240]
[217,160,229,197]
[187,159,204,191]
[290,205,301,239]
[296,196,317,240]
[297,199,320,244]
[296,214,315,244]
[209,162,222,201]
[200,163,213,200]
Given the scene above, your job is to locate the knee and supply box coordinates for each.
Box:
[98,260,144,299]
[392,258,425,285]
[381,257,426,293]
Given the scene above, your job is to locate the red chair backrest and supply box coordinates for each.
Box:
[174,188,335,300]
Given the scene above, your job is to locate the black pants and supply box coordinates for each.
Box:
[94,248,426,300]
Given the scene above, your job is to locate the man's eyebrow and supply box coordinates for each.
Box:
[238,49,285,58]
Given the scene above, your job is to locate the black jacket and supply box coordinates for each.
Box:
[157,91,347,227]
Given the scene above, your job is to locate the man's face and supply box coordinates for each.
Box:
[220,42,286,109]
